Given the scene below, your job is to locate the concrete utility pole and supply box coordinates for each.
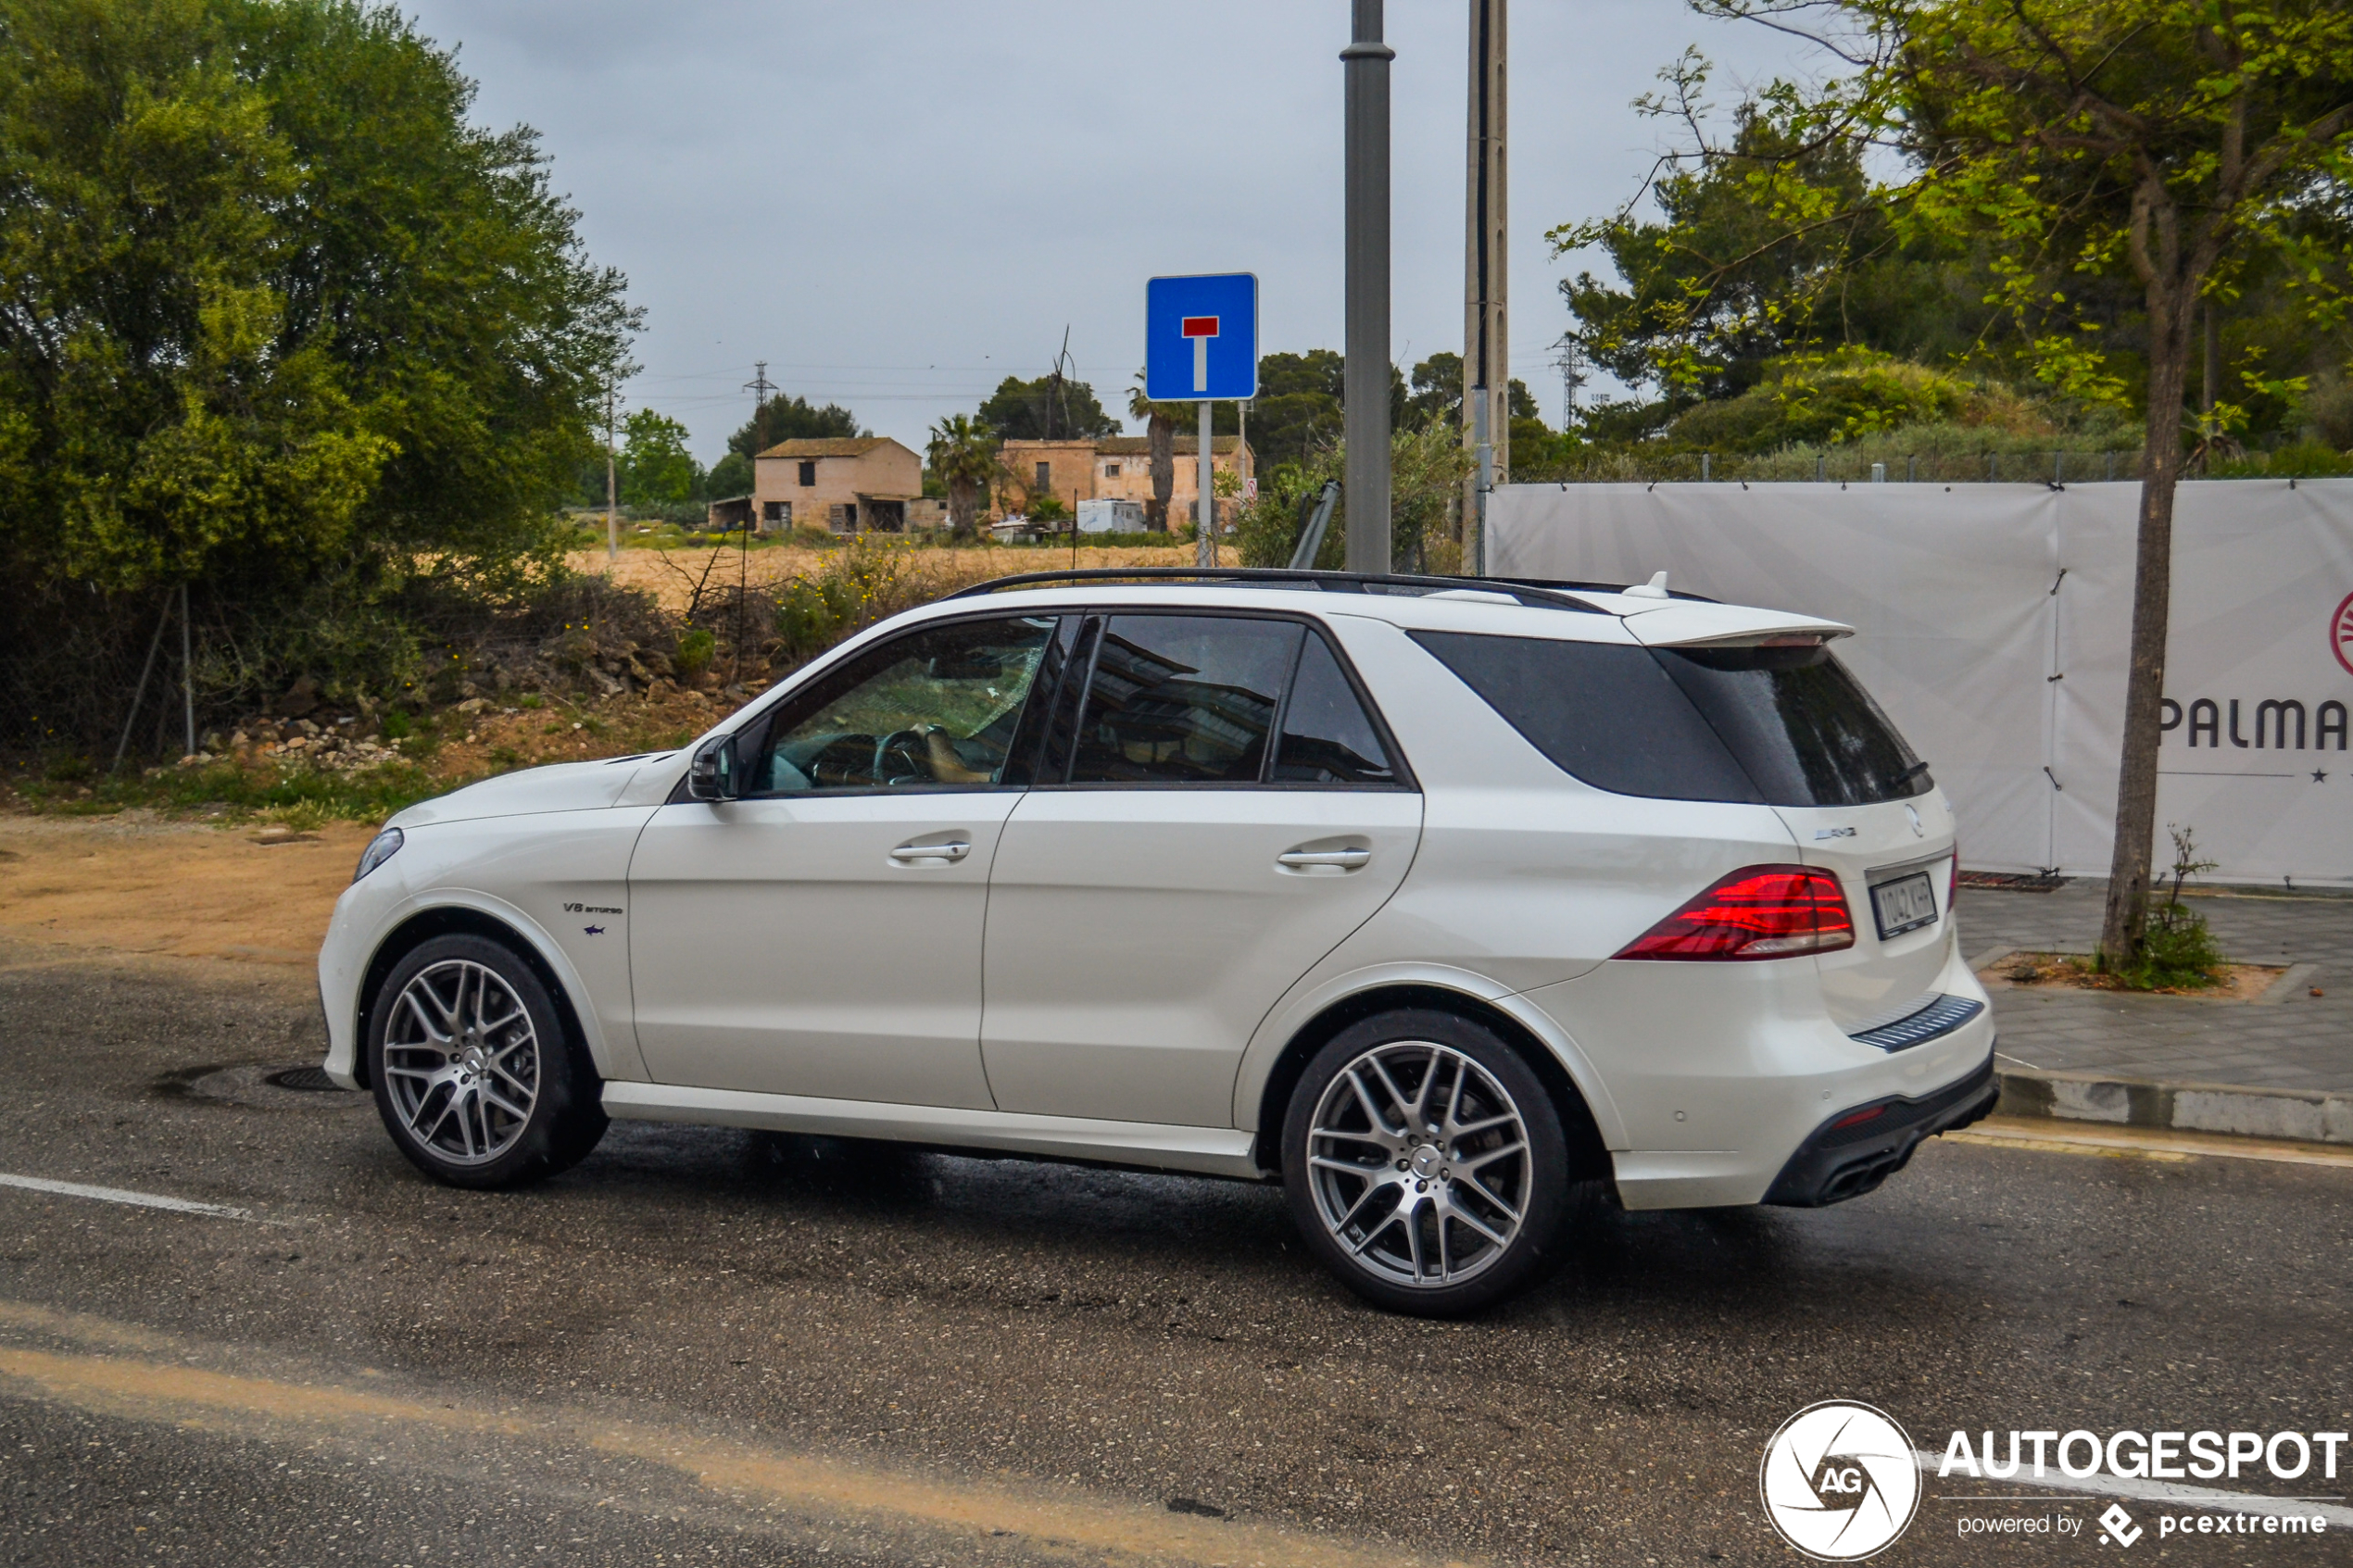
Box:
[1342,0,1392,575]
[604,381,619,560]
[1462,0,1506,575]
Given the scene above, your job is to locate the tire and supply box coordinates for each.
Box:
[367,934,607,1189]
[1281,1009,1573,1316]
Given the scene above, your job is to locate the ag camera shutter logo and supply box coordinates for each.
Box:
[1759,1401,1922,1560]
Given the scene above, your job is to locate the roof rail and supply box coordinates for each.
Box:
[1483,574,1719,605]
[944,566,1607,613]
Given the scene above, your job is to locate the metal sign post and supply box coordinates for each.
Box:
[1147,273,1258,569]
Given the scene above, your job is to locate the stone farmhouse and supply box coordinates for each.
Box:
[751,436,926,533]
[998,436,1253,528]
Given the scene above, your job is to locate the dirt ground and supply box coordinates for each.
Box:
[0,812,371,976]
[1974,948,2287,999]
[565,541,1237,615]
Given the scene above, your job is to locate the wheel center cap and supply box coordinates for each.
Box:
[1409,1143,1444,1179]
[459,1046,487,1076]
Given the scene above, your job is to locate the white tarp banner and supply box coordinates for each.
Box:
[1489,479,2353,885]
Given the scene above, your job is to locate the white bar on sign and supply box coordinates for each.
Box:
[1193,335,1208,394]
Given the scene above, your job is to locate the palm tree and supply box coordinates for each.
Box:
[1127,371,1183,533]
[926,415,1000,541]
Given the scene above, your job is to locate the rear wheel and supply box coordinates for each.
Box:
[1281,1010,1572,1315]
[367,935,606,1189]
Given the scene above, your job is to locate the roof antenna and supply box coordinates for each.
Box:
[1624,570,1671,600]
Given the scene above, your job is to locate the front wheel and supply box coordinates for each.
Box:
[367,934,606,1189]
[1281,1010,1572,1316]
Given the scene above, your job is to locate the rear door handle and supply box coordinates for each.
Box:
[1277,847,1370,870]
[890,838,971,863]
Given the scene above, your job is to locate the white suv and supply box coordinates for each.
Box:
[320,569,1995,1314]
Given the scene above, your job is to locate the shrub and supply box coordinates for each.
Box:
[674,628,716,680]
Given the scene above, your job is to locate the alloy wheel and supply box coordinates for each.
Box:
[382,959,540,1166]
[1304,1040,1533,1288]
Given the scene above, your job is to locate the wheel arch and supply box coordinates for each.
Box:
[351,905,598,1090]
[1245,980,1617,1182]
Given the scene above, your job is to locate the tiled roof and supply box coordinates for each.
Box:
[756,436,899,458]
[1090,436,1246,456]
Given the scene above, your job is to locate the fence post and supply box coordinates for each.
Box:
[1815,454,1825,483]
[1986,452,1997,483]
[1906,454,1916,483]
[1701,452,1711,483]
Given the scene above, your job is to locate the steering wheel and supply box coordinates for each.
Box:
[874,729,931,785]
[809,734,878,789]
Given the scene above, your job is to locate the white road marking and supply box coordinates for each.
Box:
[0,1173,252,1222]
[1914,1451,2353,1524]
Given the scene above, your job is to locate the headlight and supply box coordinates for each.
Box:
[353,826,405,884]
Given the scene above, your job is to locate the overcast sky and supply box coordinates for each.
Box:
[398,2,1818,463]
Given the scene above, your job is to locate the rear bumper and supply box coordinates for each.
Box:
[1761,1053,1999,1207]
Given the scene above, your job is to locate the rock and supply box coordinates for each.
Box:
[177,753,204,768]
[587,668,623,697]
[456,696,488,715]
[294,719,321,738]
[277,676,321,718]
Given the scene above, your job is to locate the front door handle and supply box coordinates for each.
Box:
[1277,847,1371,871]
[889,837,971,863]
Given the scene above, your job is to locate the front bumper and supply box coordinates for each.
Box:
[1761,1053,1999,1206]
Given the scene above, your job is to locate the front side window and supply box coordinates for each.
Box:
[750,617,1055,794]
[1070,615,1301,784]
[797,460,817,486]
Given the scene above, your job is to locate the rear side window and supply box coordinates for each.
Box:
[1070,615,1300,784]
[1273,633,1399,785]
[1411,631,1930,807]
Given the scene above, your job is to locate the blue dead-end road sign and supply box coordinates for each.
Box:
[1146,273,1257,401]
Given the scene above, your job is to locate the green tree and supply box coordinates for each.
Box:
[1126,372,1187,530]
[977,374,1119,441]
[726,394,862,462]
[1645,0,2353,962]
[617,408,699,507]
[0,0,636,735]
[925,414,999,540]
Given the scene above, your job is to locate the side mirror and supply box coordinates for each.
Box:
[685,734,741,802]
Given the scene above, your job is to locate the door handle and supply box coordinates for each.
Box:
[889,838,971,863]
[1277,847,1370,871]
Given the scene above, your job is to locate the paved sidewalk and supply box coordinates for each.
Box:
[1957,881,2353,1095]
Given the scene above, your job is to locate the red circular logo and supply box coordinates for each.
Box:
[2336,591,2353,678]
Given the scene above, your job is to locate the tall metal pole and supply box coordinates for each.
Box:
[1342,0,1392,574]
[1463,0,1506,575]
[1196,402,1214,567]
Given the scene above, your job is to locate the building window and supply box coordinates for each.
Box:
[799,460,817,487]
[1034,461,1052,490]
[1103,463,1121,478]
[763,501,789,529]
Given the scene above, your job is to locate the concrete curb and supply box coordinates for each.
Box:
[1994,1068,2353,1147]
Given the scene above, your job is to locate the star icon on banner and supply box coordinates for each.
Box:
[2315,770,2330,784]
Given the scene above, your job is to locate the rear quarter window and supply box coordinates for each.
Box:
[1410,631,1930,807]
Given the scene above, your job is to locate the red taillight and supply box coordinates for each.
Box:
[1614,864,1856,961]
[1831,1106,1885,1130]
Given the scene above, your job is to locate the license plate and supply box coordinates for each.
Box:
[1870,871,1939,940]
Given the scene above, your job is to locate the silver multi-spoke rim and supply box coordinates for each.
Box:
[1306,1041,1532,1288]
[383,960,539,1166]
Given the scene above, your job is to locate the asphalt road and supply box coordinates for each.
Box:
[1,939,2347,1567]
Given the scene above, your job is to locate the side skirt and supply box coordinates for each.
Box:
[602,1082,1265,1180]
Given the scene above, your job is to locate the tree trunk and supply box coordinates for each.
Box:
[1148,413,1175,532]
[947,476,976,542]
[2098,280,2198,965]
